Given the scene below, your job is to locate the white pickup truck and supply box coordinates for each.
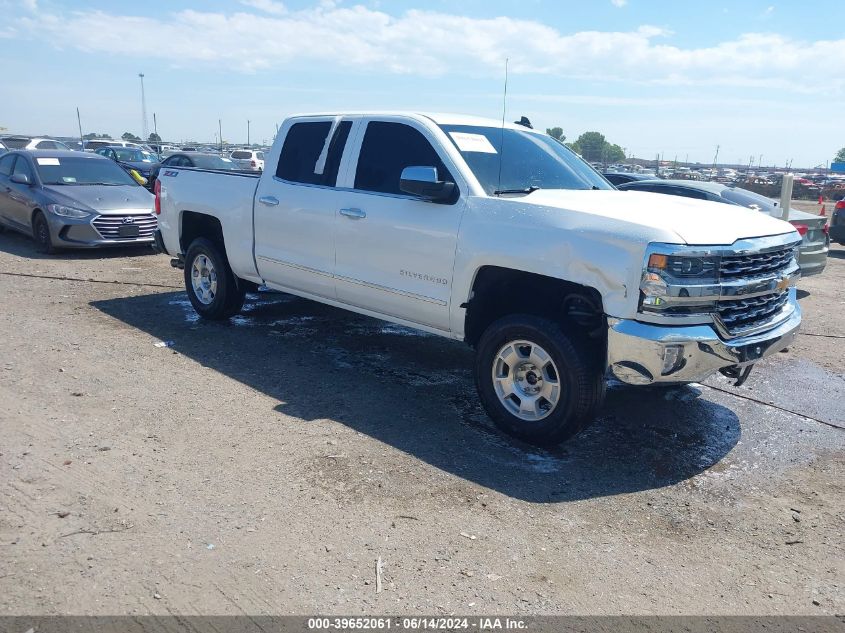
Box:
[153,112,802,446]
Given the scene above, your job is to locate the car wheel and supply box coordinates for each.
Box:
[32,211,55,254]
[184,237,245,320]
[475,314,605,446]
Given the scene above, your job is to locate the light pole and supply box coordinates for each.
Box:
[138,73,148,141]
[247,119,250,146]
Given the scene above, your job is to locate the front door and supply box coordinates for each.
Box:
[334,120,464,332]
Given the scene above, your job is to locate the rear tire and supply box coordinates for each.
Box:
[184,237,245,320]
[32,211,55,254]
[475,314,605,446]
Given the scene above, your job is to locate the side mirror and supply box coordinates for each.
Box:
[10,173,31,185]
[400,166,456,202]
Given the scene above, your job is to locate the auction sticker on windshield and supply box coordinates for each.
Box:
[449,132,497,154]
[36,158,60,166]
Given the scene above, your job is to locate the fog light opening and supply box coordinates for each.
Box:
[661,345,686,376]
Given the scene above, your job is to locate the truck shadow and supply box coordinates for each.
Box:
[91,289,741,503]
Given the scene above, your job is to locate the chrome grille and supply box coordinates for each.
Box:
[717,291,789,336]
[719,245,794,279]
[92,214,157,240]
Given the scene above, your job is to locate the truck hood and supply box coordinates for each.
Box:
[42,184,154,214]
[524,189,797,245]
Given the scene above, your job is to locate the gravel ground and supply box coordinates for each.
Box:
[0,230,842,616]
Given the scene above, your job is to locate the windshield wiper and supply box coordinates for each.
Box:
[493,185,540,196]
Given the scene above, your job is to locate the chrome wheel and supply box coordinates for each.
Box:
[492,339,561,421]
[191,254,217,305]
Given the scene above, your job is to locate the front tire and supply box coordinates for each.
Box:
[474,314,605,446]
[184,238,245,320]
[32,211,55,254]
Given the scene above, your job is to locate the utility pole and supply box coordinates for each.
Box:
[138,73,148,141]
[218,119,222,152]
[710,145,720,181]
[76,107,84,149]
[247,119,250,146]
[153,113,158,140]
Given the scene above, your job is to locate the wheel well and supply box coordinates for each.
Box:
[180,211,224,253]
[463,266,606,348]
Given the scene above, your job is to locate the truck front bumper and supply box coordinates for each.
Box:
[606,301,801,386]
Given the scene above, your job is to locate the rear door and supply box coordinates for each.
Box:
[253,116,358,300]
[333,118,465,332]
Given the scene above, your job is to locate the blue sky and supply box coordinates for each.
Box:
[1,0,843,166]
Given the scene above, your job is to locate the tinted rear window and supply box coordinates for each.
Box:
[2,138,30,149]
[720,187,778,212]
[276,121,333,185]
[231,151,251,159]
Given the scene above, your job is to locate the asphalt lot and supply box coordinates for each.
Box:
[0,229,843,615]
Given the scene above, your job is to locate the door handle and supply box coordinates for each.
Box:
[340,207,366,219]
[258,196,279,206]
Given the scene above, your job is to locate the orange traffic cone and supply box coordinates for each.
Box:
[819,195,826,216]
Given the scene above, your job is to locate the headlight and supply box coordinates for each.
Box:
[640,251,720,315]
[47,204,91,219]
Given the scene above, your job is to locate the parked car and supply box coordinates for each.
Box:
[830,197,845,246]
[153,112,801,447]
[602,172,656,186]
[148,152,241,189]
[0,136,71,151]
[617,179,828,276]
[229,149,265,171]
[94,146,161,184]
[82,139,147,153]
[0,150,156,252]
[0,140,6,156]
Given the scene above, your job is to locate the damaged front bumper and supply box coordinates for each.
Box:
[606,297,801,386]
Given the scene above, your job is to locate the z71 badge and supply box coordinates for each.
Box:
[163,170,179,177]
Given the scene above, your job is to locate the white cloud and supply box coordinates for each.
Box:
[611,0,628,7]
[239,0,287,15]
[6,4,845,94]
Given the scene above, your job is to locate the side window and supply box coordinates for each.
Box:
[275,121,332,185]
[12,156,33,180]
[354,121,453,196]
[36,141,57,149]
[0,154,15,176]
[670,186,708,200]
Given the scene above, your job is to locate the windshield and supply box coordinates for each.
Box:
[35,156,138,185]
[114,148,158,162]
[192,155,238,170]
[440,125,612,194]
[720,187,778,213]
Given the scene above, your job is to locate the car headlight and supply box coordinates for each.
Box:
[47,204,91,219]
[639,251,720,315]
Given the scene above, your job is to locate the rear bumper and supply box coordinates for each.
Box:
[607,294,801,385]
[798,241,828,276]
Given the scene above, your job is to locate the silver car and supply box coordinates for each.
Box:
[0,150,156,253]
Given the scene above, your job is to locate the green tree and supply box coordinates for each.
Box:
[121,132,140,141]
[605,143,626,163]
[546,127,566,143]
[148,132,161,143]
[83,132,110,139]
[572,131,607,162]
[835,147,845,162]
